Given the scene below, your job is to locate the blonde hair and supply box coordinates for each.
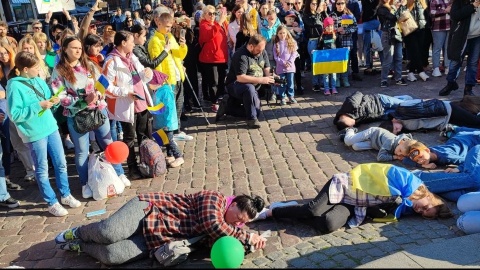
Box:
[200,5,216,22]
[239,13,256,36]
[409,185,452,219]
[274,25,297,54]
[32,32,53,52]
[407,0,427,10]
[18,35,50,79]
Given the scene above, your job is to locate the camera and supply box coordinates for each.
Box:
[273,76,287,85]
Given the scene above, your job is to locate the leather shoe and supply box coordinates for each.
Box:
[439,81,459,96]
[247,119,261,129]
[464,85,475,96]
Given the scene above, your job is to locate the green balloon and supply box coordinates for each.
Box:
[210,236,245,268]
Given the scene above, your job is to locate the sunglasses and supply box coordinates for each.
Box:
[336,2,345,4]
[33,27,42,30]
[286,2,294,5]
[90,24,97,28]
[207,11,217,16]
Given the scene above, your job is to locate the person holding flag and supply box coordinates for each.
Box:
[102,31,154,180]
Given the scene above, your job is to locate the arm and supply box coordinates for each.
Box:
[6,82,43,123]
[449,0,476,22]
[63,9,74,32]
[78,10,96,41]
[132,45,168,69]
[198,22,223,47]
[102,58,129,97]
[377,148,395,162]
[132,55,153,83]
[52,69,81,110]
[169,34,188,61]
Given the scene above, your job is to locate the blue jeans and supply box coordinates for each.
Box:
[323,73,337,90]
[307,39,323,86]
[446,35,480,86]
[67,110,124,186]
[276,73,295,98]
[110,120,123,142]
[26,130,71,206]
[432,30,450,69]
[378,94,412,119]
[414,145,480,201]
[362,20,381,68]
[381,31,403,82]
[0,142,11,202]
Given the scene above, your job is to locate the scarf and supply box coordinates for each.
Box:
[108,48,141,85]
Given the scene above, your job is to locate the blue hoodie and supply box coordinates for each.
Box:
[7,76,58,143]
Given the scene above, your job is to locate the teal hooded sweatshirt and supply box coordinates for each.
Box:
[7,76,58,143]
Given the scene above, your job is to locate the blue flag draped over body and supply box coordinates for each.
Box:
[312,48,350,75]
[152,129,169,146]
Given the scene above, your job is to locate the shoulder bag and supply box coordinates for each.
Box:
[398,9,418,36]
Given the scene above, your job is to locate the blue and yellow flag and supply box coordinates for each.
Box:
[152,129,169,146]
[312,48,350,75]
[341,14,354,25]
[95,75,109,95]
[147,102,166,115]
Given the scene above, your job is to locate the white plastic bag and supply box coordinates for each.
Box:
[371,30,383,52]
[87,153,125,201]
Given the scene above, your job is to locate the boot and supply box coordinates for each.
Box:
[439,81,459,96]
[464,85,475,96]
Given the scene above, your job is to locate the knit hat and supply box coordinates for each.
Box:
[323,17,334,27]
[150,70,169,86]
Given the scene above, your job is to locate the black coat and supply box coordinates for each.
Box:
[132,44,168,69]
[333,91,385,129]
[447,0,476,61]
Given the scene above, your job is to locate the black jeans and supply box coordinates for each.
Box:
[449,103,480,129]
[200,62,227,104]
[272,179,354,234]
[404,28,427,74]
[226,82,260,120]
[120,110,151,169]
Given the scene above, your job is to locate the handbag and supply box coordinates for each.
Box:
[73,108,106,134]
[398,10,418,37]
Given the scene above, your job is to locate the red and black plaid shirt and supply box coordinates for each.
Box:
[138,190,251,251]
[430,0,451,31]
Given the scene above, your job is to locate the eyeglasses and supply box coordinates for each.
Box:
[33,27,42,30]
[90,24,97,28]
[128,20,133,22]
[336,2,346,4]
[286,2,294,5]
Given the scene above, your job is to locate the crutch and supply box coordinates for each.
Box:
[184,73,211,125]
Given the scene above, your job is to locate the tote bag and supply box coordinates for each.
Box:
[398,10,418,37]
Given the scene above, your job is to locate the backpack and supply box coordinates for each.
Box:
[154,235,205,267]
[138,138,167,178]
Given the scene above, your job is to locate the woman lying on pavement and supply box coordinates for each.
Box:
[252,163,452,233]
[54,190,267,265]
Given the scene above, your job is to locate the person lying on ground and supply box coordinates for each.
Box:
[339,126,414,162]
[54,190,267,265]
[456,191,480,235]
[252,163,452,234]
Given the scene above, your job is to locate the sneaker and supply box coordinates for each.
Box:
[342,79,350,87]
[380,81,388,88]
[169,157,184,168]
[289,97,297,104]
[60,195,81,208]
[395,79,408,86]
[407,72,417,82]
[48,202,69,217]
[0,197,20,208]
[331,88,338,94]
[215,95,228,122]
[338,127,357,142]
[173,132,193,141]
[6,179,22,190]
[270,201,299,210]
[268,93,277,103]
[166,156,175,164]
[419,71,429,82]
[118,174,131,187]
[312,85,321,92]
[60,240,81,252]
[118,132,124,141]
[247,119,261,129]
[324,89,331,96]
[280,98,287,105]
[82,185,93,199]
[335,80,341,88]
[24,173,36,182]
[444,68,449,75]
[432,67,442,77]
[55,227,79,244]
[64,137,75,150]
[250,207,269,222]
[211,104,219,113]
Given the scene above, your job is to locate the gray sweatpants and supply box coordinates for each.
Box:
[77,197,150,265]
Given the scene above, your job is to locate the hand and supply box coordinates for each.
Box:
[292,22,299,27]
[179,36,186,45]
[40,100,54,109]
[46,10,53,22]
[422,163,437,169]
[445,5,451,13]
[144,67,153,78]
[445,167,460,173]
[261,76,275,84]
[85,92,98,104]
[50,96,60,105]
[92,0,101,12]
[0,113,4,124]
[393,154,404,160]
[184,17,191,28]
[337,27,345,34]
[97,54,105,62]
[218,10,227,24]
[401,0,407,6]
[164,37,171,52]
[62,8,71,19]
[249,233,267,250]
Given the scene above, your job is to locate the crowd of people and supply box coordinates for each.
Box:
[0,0,480,266]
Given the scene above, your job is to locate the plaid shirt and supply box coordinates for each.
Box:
[430,0,451,31]
[329,173,401,228]
[138,191,251,251]
[329,12,358,48]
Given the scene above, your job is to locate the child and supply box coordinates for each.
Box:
[273,25,299,106]
[150,71,184,168]
[7,52,81,216]
[340,126,414,162]
[317,17,342,96]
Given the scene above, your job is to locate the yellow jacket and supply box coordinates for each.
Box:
[148,30,188,85]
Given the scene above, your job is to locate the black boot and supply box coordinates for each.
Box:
[464,85,475,96]
[439,81,459,96]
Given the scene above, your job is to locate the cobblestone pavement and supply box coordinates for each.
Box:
[0,66,470,268]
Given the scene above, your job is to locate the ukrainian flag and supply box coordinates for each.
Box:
[152,129,169,146]
[95,75,109,95]
[147,102,166,115]
[341,14,354,25]
[312,48,349,75]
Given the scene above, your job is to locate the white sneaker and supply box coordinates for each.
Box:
[250,207,269,222]
[118,132,124,141]
[64,137,75,150]
[419,71,429,82]
[119,174,131,187]
[407,72,417,82]
[82,185,93,199]
[432,67,442,77]
[60,194,81,208]
[444,68,449,75]
[48,202,69,217]
[269,201,299,210]
[173,132,193,141]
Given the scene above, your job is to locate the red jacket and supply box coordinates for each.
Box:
[198,19,229,64]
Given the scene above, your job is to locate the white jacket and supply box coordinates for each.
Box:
[103,53,153,123]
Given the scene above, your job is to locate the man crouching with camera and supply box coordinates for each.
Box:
[219,34,276,129]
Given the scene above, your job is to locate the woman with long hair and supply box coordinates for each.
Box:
[235,12,257,51]
[51,36,130,199]
[17,35,51,83]
[7,51,81,216]
[32,32,56,74]
[228,4,245,54]
[83,34,105,66]
[0,44,15,88]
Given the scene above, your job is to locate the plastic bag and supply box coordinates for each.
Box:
[87,153,125,201]
[371,30,383,52]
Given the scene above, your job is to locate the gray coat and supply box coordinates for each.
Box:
[367,128,413,162]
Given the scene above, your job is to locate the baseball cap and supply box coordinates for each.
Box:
[285,10,297,17]
[323,17,334,27]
